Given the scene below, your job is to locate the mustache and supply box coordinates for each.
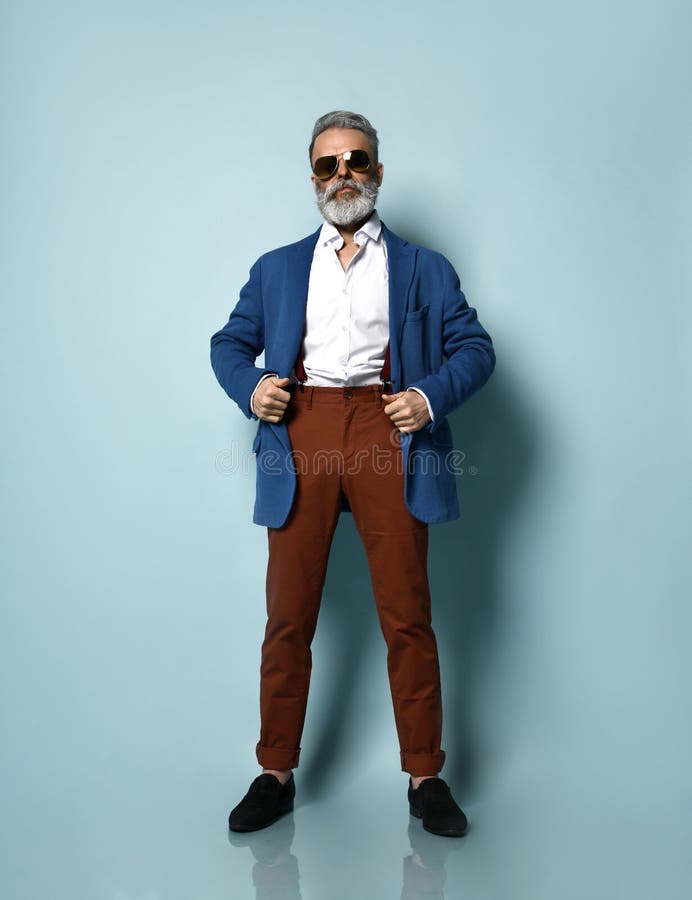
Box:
[323,178,363,201]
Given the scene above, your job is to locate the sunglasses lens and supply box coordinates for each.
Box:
[345,149,370,172]
[312,150,372,179]
[312,155,338,180]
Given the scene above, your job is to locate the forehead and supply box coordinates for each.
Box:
[312,127,371,160]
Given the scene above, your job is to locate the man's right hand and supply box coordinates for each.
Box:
[252,376,292,422]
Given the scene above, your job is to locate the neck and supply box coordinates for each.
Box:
[337,225,358,244]
[333,211,373,244]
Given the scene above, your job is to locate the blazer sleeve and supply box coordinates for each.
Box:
[209,257,276,420]
[408,256,496,430]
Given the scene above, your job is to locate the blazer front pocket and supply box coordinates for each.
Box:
[404,304,430,324]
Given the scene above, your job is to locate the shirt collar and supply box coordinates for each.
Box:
[318,209,382,250]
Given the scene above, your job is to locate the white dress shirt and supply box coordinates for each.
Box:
[251,210,433,420]
[301,211,389,385]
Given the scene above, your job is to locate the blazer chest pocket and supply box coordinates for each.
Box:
[401,304,432,384]
[404,304,430,324]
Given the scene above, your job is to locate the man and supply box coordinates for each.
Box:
[210,111,495,837]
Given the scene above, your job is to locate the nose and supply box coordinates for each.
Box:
[336,155,350,178]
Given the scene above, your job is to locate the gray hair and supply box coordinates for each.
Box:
[309,110,379,164]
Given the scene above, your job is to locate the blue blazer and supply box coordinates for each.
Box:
[210,221,495,527]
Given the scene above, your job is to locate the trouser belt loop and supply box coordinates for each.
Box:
[306,385,314,410]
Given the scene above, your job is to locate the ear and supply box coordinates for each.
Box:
[376,162,384,186]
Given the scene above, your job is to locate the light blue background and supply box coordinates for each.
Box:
[2,1,691,898]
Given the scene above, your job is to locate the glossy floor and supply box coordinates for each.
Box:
[2,751,687,900]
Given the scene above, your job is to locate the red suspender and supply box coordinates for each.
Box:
[380,341,391,384]
[294,346,308,383]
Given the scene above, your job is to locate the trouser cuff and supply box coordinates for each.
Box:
[401,750,446,776]
[256,742,301,770]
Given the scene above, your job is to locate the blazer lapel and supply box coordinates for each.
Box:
[276,227,321,377]
[268,227,321,451]
[382,222,416,388]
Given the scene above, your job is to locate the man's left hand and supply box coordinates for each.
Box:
[382,391,431,433]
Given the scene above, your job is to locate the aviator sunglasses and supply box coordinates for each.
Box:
[311,149,371,181]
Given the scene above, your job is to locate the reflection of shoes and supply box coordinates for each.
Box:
[408,777,468,837]
[402,853,446,899]
[228,773,295,832]
[407,820,458,869]
[227,812,295,861]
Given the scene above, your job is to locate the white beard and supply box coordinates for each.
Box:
[315,176,379,227]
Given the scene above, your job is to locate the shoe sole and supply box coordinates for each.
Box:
[409,803,468,837]
[228,800,294,833]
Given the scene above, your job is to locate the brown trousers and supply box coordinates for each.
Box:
[256,384,446,776]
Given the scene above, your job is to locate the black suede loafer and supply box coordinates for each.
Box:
[408,777,468,837]
[228,773,295,832]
